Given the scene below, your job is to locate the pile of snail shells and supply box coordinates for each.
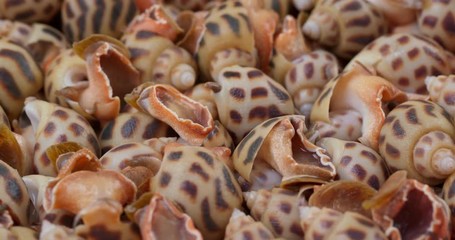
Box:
[2,0,455,239]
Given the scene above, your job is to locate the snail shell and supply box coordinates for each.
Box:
[379,100,455,185]
[22,98,100,176]
[0,0,60,23]
[443,171,455,236]
[300,207,387,240]
[244,188,306,239]
[302,0,387,59]
[418,0,455,53]
[185,83,218,119]
[317,138,388,189]
[425,74,455,118]
[0,39,43,120]
[22,175,54,219]
[150,143,242,239]
[366,0,419,27]
[0,227,37,240]
[365,171,451,240]
[61,0,137,42]
[309,109,363,141]
[348,33,454,94]
[224,209,274,240]
[209,66,294,143]
[233,115,335,189]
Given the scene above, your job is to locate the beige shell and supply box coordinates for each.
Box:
[309,109,363,141]
[22,98,100,176]
[0,227,37,240]
[418,0,455,53]
[300,207,387,240]
[310,63,408,150]
[365,171,451,240]
[425,75,455,118]
[0,39,43,120]
[443,171,455,235]
[233,115,335,189]
[245,188,306,239]
[0,160,32,226]
[224,209,274,240]
[275,15,311,62]
[150,143,243,239]
[302,0,387,59]
[196,1,256,81]
[0,0,60,23]
[379,100,455,185]
[210,65,294,143]
[185,83,219,119]
[347,33,454,94]
[317,137,388,189]
[134,193,203,240]
[22,174,54,219]
[61,0,137,42]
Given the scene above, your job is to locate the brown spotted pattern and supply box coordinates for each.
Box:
[23,98,100,176]
[213,66,294,143]
[426,74,455,118]
[99,111,168,154]
[284,50,340,117]
[378,100,455,185]
[150,144,242,239]
[348,33,454,94]
[225,209,274,240]
[245,188,306,240]
[318,138,388,190]
[418,0,455,53]
[302,0,387,59]
[300,207,387,240]
[61,0,137,42]
[0,40,43,120]
[0,0,61,23]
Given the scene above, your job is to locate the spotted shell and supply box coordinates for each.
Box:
[302,0,387,59]
[366,171,451,240]
[134,193,203,240]
[425,75,455,118]
[418,0,455,53]
[21,98,100,176]
[300,207,387,240]
[233,115,335,189]
[310,63,408,150]
[150,143,243,239]
[0,0,61,23]
[98,111,168,154]
[224,208,274,240]
[379,100,455,185]
[347,33,455,94]
[317,138,388,189]
[196,1,256,81]
[244,188,306,239]
[284,50,340,117]
[0,39,43,120]
[61,0,137,42]
[0,160,32,226]
[210,66,294,143]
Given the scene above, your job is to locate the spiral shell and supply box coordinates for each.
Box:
[233,115,335,189]
[302,0,387,59]
[418,0,455,53]
[61,0,137,42]
[150,143,242,239]
[379,100,455,185]
[317,138,388,189]
[425,74,455,118]
[348,33,454,94]
[0,0,61,23]
[244,188,306,239]
[0,39,43,120]
[300,207,387,240]
[209,65,294,142]
[224,209,274,240]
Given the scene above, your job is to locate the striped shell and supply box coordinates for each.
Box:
[61,0,137,42]
[21,98,100,176]
[0,0,61,23]
[426,74,455,118]
[302,0,387,59]
[0,39,43,120]
[224,209,274,240]
[378,100,455,185]
[233,115,335,189]
[317,138,388,189]
[210,66,294,143]
[244,188,306,239]
[348,33,455,94]
[150,143,242,239]
[418,0,455,53]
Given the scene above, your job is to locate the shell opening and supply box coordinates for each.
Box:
[392,188,433,239]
